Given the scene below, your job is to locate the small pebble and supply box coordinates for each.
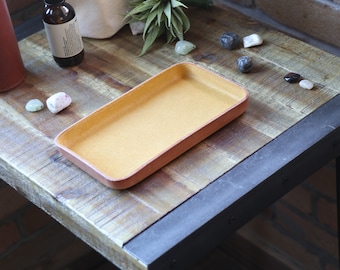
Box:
[129,21,145,36]
[25,98,44,112]
[219,32,241,50]
[237,56,253,73]
[175,40,196,55]
[299,79,314,90]
[46,92,72,113]
[243,33,263,48]
[284,72,302,83]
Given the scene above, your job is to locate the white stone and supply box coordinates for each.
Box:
[129,21,145,35]
[299,79,314,90]
[175,40,196,55]
[243,34,263,48]
[25,99,44,112]
[46,92,72,113]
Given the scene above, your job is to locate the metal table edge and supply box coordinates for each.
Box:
[123,94,340,270]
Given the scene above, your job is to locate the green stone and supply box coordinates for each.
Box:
[25,99,44,112]
[175,40,196,55]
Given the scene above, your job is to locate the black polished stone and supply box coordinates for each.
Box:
[284,72,302,83]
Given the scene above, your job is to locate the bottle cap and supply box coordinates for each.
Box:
[45,0,64,4]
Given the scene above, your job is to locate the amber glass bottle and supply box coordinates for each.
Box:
[43,0,84,67]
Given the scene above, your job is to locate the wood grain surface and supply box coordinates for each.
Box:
[0,5,339,269]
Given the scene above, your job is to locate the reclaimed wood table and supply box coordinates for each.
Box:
[2,5,340,270]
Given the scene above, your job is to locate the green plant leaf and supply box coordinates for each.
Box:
[141,25,162,55]
[171,14,184,40]
[143,10,158,39]
[157,5,164,25]
[173,6,190,32]
[128,4,152,16]
[163,2,172,27]
[151,1,161,12]
[126,0,200,55]
[171,0,187,8]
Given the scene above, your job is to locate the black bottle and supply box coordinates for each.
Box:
[43,0,84,67]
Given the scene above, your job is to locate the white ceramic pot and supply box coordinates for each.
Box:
[67,0,129,39]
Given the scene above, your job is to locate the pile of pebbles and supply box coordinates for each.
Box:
[25,92,72,113]
[219,31,314,90]
[220,32,262,73]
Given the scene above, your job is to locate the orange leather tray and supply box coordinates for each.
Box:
[55,62,249,189]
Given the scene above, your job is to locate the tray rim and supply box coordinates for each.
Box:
[55,62,249,189]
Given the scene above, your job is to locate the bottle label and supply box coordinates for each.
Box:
[44,17,83,58]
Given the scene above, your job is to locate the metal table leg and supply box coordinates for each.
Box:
[337,156,340,268]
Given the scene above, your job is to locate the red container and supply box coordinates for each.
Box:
[0,0,25,92]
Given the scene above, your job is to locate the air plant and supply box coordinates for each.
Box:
[125,0,213,55]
